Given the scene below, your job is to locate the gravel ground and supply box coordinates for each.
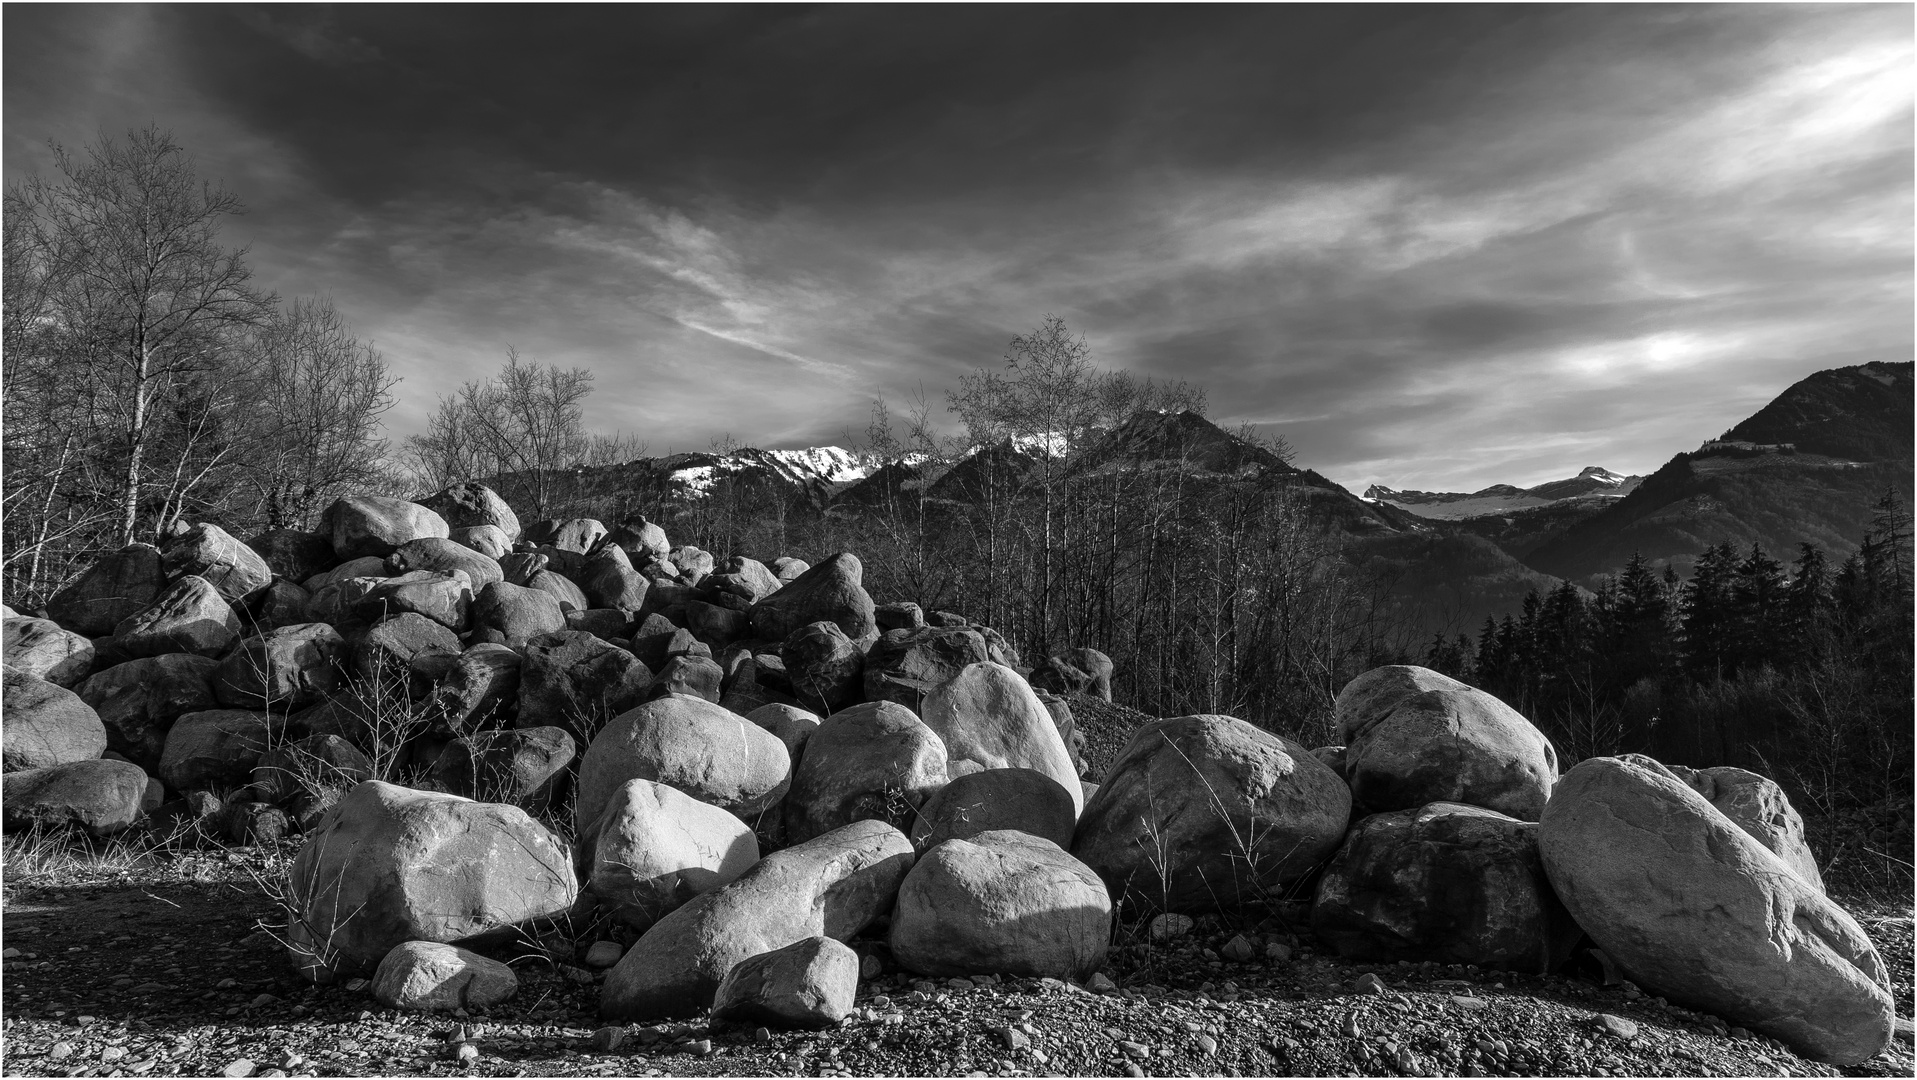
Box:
[2,846,1910,1079]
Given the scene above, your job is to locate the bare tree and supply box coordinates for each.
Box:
[9,126,273,545]
[402,348,594,516]
[245,296,400,528]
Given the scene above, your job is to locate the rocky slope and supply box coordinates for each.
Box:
[1366,468,1641,523]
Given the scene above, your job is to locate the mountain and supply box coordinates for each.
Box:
[1524,360,1914,584]
[1365,466,1641,522]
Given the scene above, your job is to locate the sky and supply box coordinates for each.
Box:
[5,5,1911,494]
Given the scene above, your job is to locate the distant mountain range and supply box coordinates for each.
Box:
[513,359,1910,632]
[1364,466,1641,521]
[1524,360,1914,583]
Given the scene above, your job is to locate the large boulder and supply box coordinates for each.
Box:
[471,582,567,646]
[430,644,522,736]
[385,537,504,589]
[780,621,864,713]
[1,758,154,836]
[517,631,653,742]
[158,709,280,792]
[920,662,1083,815]
[419,483,521,544]
[669,545,715,585]
[161,523,273,605]
[46,543,165,636]
[705,557,783,605]
[711,936,858,1030]
[1033,690,1088,776]
[356,571,473,631]
[576,545,648,613]
[1337,666,1558,821]
[658,654,724,702]
[450,525,512,559]
[862,626,995,712]
[1029,648,1115,702]
[112,575,241,659]
[247,529,338,584]
[890,830,1110,981]
[749,553,877,647]
[744,703,821,762]
[211,623,345,710]
[352,613,460,683]
[321,496,450,560]
[3,616,95,687]
[1311,802,1579,972]
[251,734,374,804]
[523,569,589,614]
[1072,714,1350,912]
[284,781,577,982]
[1660,762,1824,892]
[584,777,760,931]
[430,726,576,812]
[372,941,518,1011]
[1538,755,1892,1065]
[78,654,219,769]
[250,580,315,632]
[909,768,1078,851]
[2,670,107,771]
[303,556,389,592]
[606,519,671,563]
[575,694,791,835]
[783,700,948,845]
[600,819,913,1021]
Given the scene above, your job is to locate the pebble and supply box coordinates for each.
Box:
[1265,942,1292,963]
[101,1047,127,1062]
[222,1060,256,1078]
[49,1043,74,1061]
[452,1042,479,1064]
[685,1039,713,1056]
[590,1026,625,1052]
[1195,1034,1218,1055]
[996,1026,1030,1051]
[1085,973,1117,994]
[1120,1041,1150,1059]
[1342,1013,1362,1038]
[1894,1017,1914,1044]
[583,941,623,968]
[1596,1013,1639,1039]
[1122,1064,1145,1078]
[1354,972,1388,996]
[860,953,883,979]
[1220,935,1256,963]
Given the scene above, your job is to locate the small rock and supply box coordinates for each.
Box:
[590,1026,625,1052]
[452,1041,479,1064]
[634,1026,666,1045]
[584,941,623,968]
[1148,913,1194,942]
[1086,972,1117,994]
[997,1026,1031,1051]
[1195,1034,1218,1055]
[860,953,883,980]
[1265,942,1292,963]
[48,1043,74,1061]
[1220,934,1256,964]
[753,1026,773,1044]
[684,1039,713,1056]
[1596,1014,1638,1039]
[101,1047,128,1062]
[343,978,369,992]
[1342,1013,1362,1038]
[216,978,237,990]
[258,1071,288,1079]
[1123,1064,1145,1078]
[249,993,277,1008]
[1120,1041,1150,1059]
[1354,972,1388,996]
[223,1060,256,1078]
[1894,1017,1914,1044]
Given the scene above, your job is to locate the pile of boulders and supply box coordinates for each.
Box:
[0,485,1895,1066]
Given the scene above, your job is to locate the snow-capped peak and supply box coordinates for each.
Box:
[762,446,870,484]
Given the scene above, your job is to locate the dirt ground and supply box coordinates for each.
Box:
[1,844,1909,1080]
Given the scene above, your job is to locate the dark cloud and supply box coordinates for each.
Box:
[5,5,1909,491]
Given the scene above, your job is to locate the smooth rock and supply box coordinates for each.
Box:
[1336,666,1558,821]
[161,523,273,605]
[1,758,152,836]
[1537,755,1892,1065]
[574,693,791,834]
[599,819,912,1020]
[517,630,653,742]
[372,941,518,1011]
[211,623,345,710]
[920,662,1083,814]
[584,778,760,929]
[1071,714,1350,912]
[749,553,876,646]
[420,483,521,544]
[861,626,995,712]
[78,654,219,769]
[783,700,947,845]
[285,781,577,981]
[430,726,575,812]
[321,496,450,560]
[711,935,859,1029]
[471,582,567,646]
[46,544,165,636]
[158,709,280,792]
[112,576,241,659]
[890,830,1110,981]
[909,767,1078,851]
[2,616,96,687]
[1,669,107,771]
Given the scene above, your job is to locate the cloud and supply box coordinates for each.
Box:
[4,5,1906,492]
